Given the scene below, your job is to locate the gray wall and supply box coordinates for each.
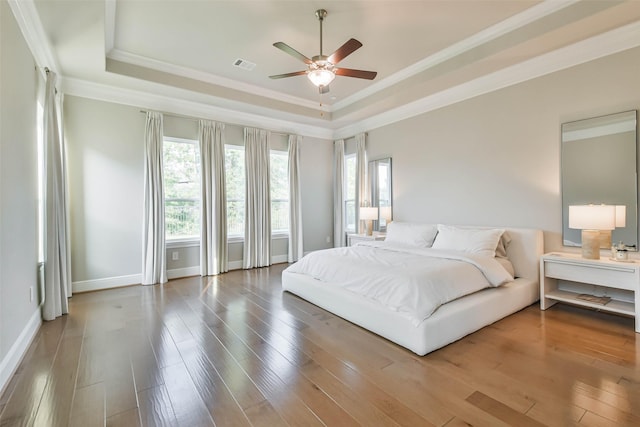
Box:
[366,46,640,252]
[0,0,41,389]
[64,96,334,286]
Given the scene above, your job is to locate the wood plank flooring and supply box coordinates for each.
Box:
[1,263,639,426]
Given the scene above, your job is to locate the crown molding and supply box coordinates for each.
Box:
[333,20,640,139]
[107,49,329,113]
[104,0,116,55]
[332,0,579,111]
[8,0,58,74]
[61,77,334,139]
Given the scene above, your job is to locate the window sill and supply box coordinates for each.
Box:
[167,234,290,247]
[166,238,200,249]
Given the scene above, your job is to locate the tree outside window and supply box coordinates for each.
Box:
[164,138,200,240]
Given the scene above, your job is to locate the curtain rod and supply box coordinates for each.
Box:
[139,109,290,136]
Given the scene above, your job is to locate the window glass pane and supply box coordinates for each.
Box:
[225,145,245,236]
[344,155,357,232]
[270,150,289,233]
[164,138,200,239]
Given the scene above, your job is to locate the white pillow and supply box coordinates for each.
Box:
[432,225,505,257]
[385,222,438,248]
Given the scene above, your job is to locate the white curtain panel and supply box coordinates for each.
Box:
[243,128,271,268]
[333,139,345,247]
[355,133,368,234]
[42,70,72,321]
[141,112,167,285]
[199,120,228,276]
[288,135,303,262]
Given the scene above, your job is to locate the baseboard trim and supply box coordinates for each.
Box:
[167,266,200,280]
[72,274,142,293]
[0,308,41,396]
[72,256,291,292]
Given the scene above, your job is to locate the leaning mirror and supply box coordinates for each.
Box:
[562,110,638,249]
[369,157,392,231]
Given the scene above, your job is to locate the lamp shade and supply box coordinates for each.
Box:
[359,207,379,221]
[569,205,616,230]
[307,69,335,87]
[616,205,626,227]
[380,206,392,222]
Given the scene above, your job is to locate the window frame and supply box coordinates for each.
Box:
[163,136,201,244]
[344,153,357,233]
[270,148,290,238]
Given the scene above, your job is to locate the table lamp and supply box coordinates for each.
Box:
[359,207,379,236]
[569,204,616,259]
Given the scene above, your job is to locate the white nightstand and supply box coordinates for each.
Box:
[540,252,640,332]
[347,233,385,247]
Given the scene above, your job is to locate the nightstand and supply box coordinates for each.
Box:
[540,252,640,332]
[347,233,385,247]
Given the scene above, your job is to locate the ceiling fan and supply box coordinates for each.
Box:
[269,9,377,94]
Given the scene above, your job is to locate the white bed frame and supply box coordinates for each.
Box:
[282,226,544,356]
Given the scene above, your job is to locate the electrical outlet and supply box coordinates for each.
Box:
[172,251,179,261]
[29,286,34,302]
[326,236,331,243]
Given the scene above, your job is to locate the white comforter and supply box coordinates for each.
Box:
[284,241,514,326]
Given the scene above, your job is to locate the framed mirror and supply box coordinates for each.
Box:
[369,157,392,231]
[562,110,638,249]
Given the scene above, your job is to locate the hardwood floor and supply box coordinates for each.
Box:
[1,263,639,426]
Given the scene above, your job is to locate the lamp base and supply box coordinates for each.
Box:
[365,220,373,236]
[581,230,601,259]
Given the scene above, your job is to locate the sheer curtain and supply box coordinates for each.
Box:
[355,133,367,234]
[333,139,345,247]
[141,112,167,285]
[288,135,303,262]
[199,120,228,276]
[243,128,271,268]
[42,70,72,321]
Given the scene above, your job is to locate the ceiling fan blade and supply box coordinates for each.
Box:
[269,71,307,79]
[335,68,377,80]
[327,38,363,65]
[273,42,313,64]
[319,85,330,94]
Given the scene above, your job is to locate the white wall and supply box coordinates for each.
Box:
[366,46,640,252]
[0,0,42,393]
[64,96,334,288]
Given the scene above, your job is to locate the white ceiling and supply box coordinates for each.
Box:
[20,0,640,137]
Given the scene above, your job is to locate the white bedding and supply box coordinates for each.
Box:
[282,226,544,356]
[284,241,513,326]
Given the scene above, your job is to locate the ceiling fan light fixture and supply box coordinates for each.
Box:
[307,68,335,87]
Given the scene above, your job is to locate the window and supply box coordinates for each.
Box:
[163,137,200,240]
[270,150,289,234]
[344,154,357,232]
[225,144,245,237]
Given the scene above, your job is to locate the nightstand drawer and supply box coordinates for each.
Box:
[544,259,637,291]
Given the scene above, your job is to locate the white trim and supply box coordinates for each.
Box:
[0,309,41,396]
[272,254,288,264]
[166,239,200,249]
[104,0,116,55]
[108,49,327,113]
[72,274,141,293]
[333,20,640,139]
[60,77,334,140]
[7,0,59,73]
[167,266,200,280]
[229,260,243,270]
[332,0,578,111]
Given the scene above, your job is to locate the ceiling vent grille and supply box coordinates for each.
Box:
[233,58,256,71]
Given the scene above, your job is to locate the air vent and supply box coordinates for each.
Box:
[233,58,256,71]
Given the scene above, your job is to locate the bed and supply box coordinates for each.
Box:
[282,223,544,356]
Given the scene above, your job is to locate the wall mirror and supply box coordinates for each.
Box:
[562,110,638,249]
[369,157,392,231]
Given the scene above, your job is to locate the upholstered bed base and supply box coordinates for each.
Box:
[281,226,543,356]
